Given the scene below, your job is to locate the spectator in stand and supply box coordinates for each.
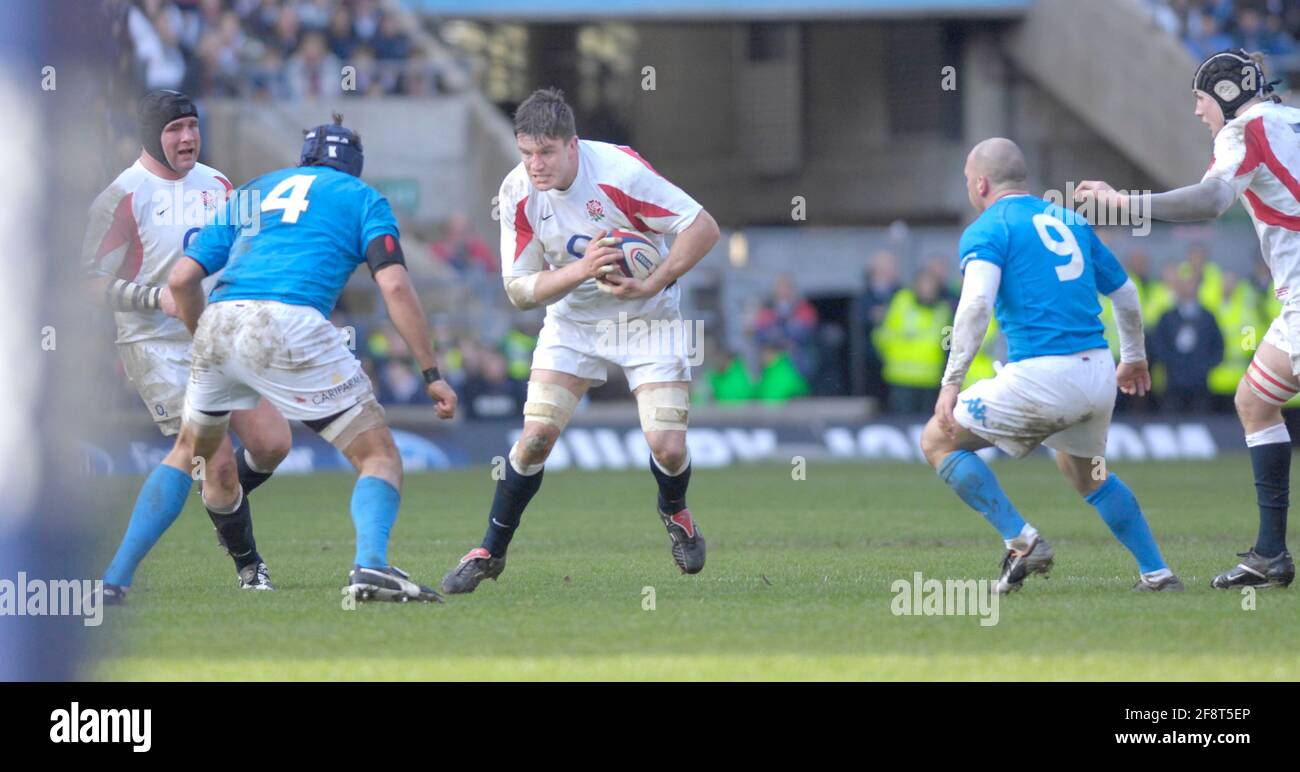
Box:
[753,274,819,380]
[1151,274,1223,414]
[247,0,284,40]
[1185,10,1234,60]
[501,323,538,382]
[269,2,302,58]
[922,253,960,311]
[1209,271,1263,412]
[461,349,527,420]
[704,349,758,403]
[136,6,187,90]
[326,5,358,61]
[297,0,333,31]
[403,47,440,97]
[432,211,496,275]
[174,0,220,53]
[858,249,901,402]
[1265,5,1298,51]
[1234,5,1295,54]
[381,359,430,405]
[372,12,411,61]
[1125,248,1154,303]
[189,9,245,97]
[1178,241,1222,309]
[1286,1,1300,41]
[285,30,340,99]
[873,269,952,414]
[344,45,385,97]
[249,48,290,101]
[755,345,809,402]
[1147,0,1190,38]
[353,0,383,44]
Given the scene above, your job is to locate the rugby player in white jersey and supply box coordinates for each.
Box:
[1077,50,1296,588]
[83,90,291,602]
[441,89,720,593]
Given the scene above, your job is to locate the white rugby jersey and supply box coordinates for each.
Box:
[82,160,231,344]
[499,140,703,324]
[1204,100,1300,304]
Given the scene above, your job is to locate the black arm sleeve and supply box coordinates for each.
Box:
[365,233,406,276]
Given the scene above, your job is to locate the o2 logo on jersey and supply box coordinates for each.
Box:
[182,227,201,250]
[567,234,594,259]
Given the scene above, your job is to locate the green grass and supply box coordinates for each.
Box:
[89,458,1299,680]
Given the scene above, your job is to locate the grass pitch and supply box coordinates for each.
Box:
[89,458,1299,680]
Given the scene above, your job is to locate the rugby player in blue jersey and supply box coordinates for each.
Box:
[125,115,457,603]
[920,138,1183,594]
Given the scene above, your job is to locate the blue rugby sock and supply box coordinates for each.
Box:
[352,476,400,569]
[1086,475,1166,574]
[937,450,1027,540]
[104,464,193,587]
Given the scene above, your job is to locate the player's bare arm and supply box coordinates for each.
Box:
[935,259,1000,436]
[373,262,457,420]
[1074,178,1236,223]
[508,228,625,310]
[168,256,209,335]
[603,209,720,300]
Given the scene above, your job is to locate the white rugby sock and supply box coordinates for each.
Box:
[243,447,275,474]
[1245,422,1291,447]
[1005,523,1039,553]
[508,444,544,477]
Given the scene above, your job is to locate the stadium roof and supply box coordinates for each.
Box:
[403,0,1031,21]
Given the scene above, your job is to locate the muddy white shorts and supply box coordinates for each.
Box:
[531,310,694,390]
[953,348,1116,459]
[186,300,371,421]
[117,338,192,436]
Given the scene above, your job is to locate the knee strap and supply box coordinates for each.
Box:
[311,395,387,451]
[523,381,580,431]
[183,400,231,441]
[637,385,689,433]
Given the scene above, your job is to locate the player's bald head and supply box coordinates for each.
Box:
[964,138,1028,213]
[967,138,1027,189]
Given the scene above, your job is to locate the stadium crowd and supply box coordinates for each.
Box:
[675,243,1275,414]
[118,0,463,99]
[1149,0,1300,61]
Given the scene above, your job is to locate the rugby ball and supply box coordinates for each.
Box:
[597,229,662,282]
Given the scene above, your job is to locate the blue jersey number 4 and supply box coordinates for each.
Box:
[261,174,316,224]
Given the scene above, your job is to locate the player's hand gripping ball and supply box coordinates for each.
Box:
[595,229,662,293]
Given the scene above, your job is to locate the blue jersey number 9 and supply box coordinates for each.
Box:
[1032,213,1084,282]
[261,174,316,224]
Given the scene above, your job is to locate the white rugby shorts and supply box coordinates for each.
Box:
[953,348,1116,459]
[117,338,192,436]
[531,310,693,390]
[186,300,371,421]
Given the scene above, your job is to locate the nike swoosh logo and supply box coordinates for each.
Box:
[156,208,168,217]
[491,518,509,528]
[541,214,553,221]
